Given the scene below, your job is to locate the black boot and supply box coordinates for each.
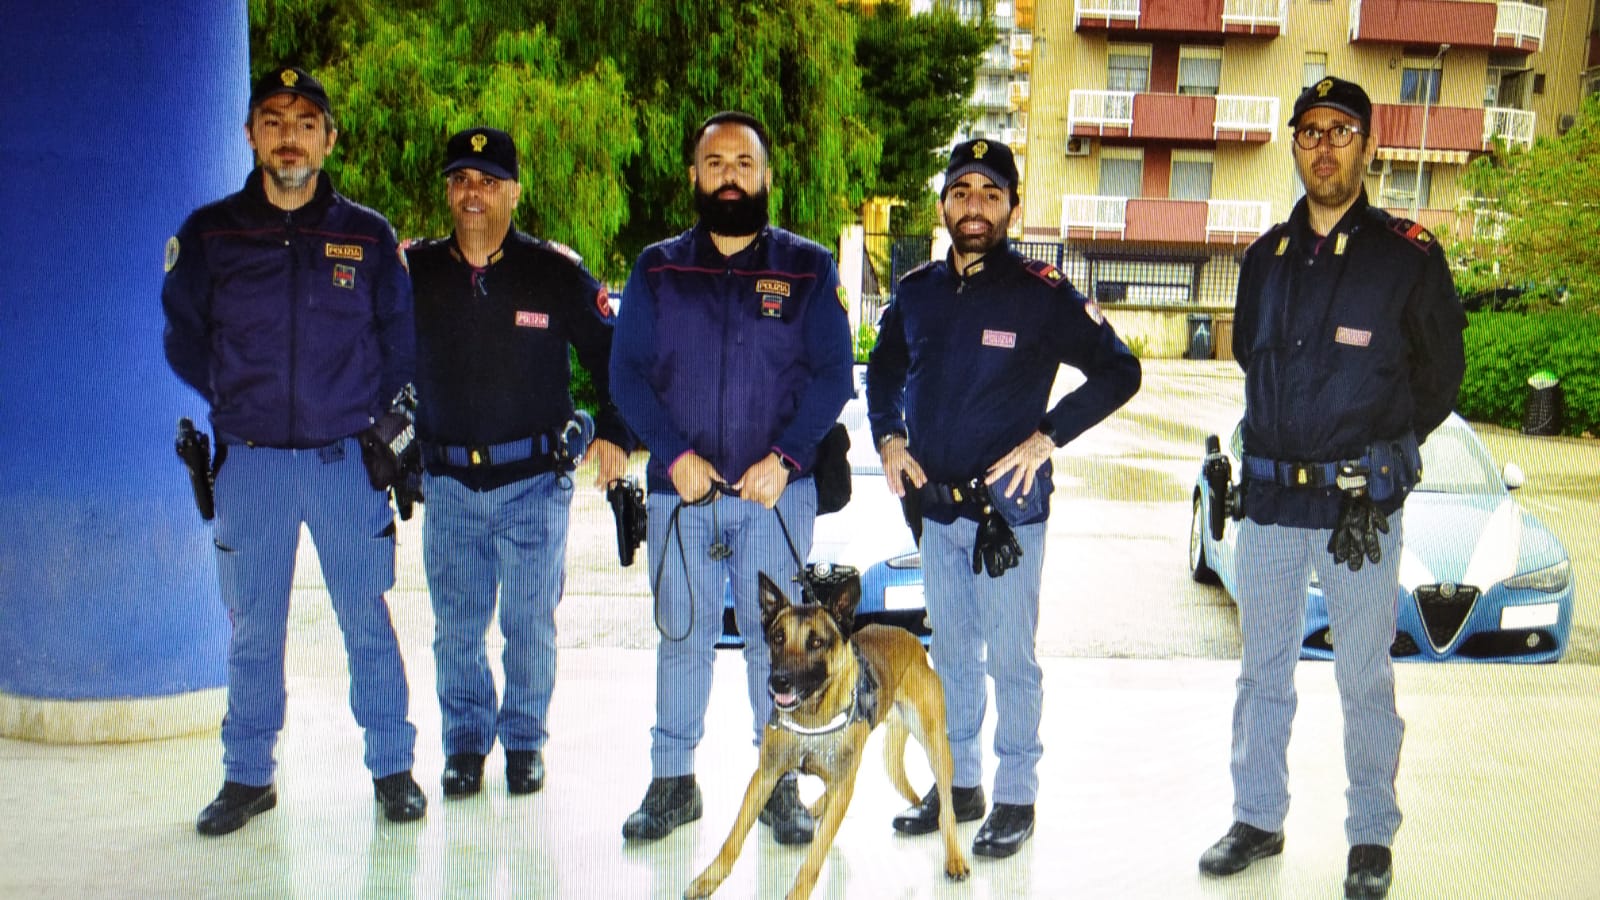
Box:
[622,775,702,842]
[757,771,814,845]
[373,771,427,822]
[972,803,1034,858]
[196,781,276,836]
[506,750,544,795]
[441,753,484,798]
[891,784,986,835]
[1199,821,1285,876]
[1344,844,1393,899]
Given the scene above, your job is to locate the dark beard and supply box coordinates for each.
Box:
[695,185,770,236]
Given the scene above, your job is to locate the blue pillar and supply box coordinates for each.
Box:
[0,2,250,740]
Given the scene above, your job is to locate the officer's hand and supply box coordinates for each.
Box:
[985,431,1056,500]
[670,452,723,504]
[588,439,629,490]
[879,436,926,498]
[972,511,1023,578]
[734,453,788,509]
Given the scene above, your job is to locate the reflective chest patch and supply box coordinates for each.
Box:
[982,329,1017,349]
[325,242,364,262]
[1334,326,1372,347]
[515,310,550,329]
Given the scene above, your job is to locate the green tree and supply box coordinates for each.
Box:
[847,1,993,207]
[1455,93,1600,311]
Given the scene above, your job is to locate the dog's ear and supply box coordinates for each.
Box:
[824,573,862,637]
[758,572,791,634]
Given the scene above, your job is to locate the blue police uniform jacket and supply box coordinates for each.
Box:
[162,170,414,448]
[407,230,633,490]
[609,223,854,493]
[866,241,1142,524]
[1234,190,1467,528]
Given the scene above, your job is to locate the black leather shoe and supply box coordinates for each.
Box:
[892,784,986,835]
[506,750,544,795]
[1199,821,1285,876]
[441,753,485,798]
[757,771,814,845]
[1344,844,1393,899]
[971,803,1034,858]
[622,775,701,842]
[373,771,427,822]
[196,781,276,836]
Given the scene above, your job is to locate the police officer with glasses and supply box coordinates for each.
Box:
[1196,77,1465,900]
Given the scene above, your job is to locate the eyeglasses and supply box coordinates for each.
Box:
[1293,123,1362,150]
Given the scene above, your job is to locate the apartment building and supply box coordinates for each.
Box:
[992,0,1598,353]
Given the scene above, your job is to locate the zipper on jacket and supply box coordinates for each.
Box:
[285,210,299,445]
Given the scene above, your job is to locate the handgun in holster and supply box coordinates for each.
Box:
[1202,434,1244,540]
[175,417,220,521]
[898,472,924,546]
[606,476,647,567]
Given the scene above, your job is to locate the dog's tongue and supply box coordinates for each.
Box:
[774,691,798,709]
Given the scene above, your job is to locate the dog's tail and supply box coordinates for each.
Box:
[881,711,921,806]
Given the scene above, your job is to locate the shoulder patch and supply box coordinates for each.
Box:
[1385,215,1436,253]
[1023,259,1070,288]
[897,260,938,284]
[164,236,180,273]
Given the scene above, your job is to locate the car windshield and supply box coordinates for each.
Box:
[1415,425,1504,495]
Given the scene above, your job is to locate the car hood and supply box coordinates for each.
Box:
[811,494,917,571]
[1397,491,1566,590]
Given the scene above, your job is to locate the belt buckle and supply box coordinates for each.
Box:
[469,446,489,466]
[1289,463,1312,487]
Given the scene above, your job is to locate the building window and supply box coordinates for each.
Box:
[1098,147,1144,198]
[1400,64,1442,104]
[1383,165,1432,210]
[1303,52,1327,89]
[1107,44,1151,93]
[1178,47,1222,97]
[1171,150,1214,201]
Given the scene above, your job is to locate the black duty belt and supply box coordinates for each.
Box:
[427,433,554,469]
[1240,456,1343,489]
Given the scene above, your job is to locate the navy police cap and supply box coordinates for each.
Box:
[443,127,519,182]
[943,138,1018,196]
[1289,76,1372,131]
[250,66,331,115]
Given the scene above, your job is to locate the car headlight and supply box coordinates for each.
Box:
[886,552,921,570]
[1502,560,1571,593]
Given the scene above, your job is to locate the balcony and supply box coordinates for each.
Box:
[1349,0,1543,53]
[973,87,1011,111]
[1062,195,1272,244]
[1371,103,1535,153]
[1068,90,1277,143]
[1074,0,1286,36]
[1010,80,1032,110]
[1011,33,1032,71]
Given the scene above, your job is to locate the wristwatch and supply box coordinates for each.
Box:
[876,432,903,451]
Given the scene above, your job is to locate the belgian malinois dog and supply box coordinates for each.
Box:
[685,572,970,899]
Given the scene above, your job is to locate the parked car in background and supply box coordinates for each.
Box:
[719,367,928,648]
[1189,413,1573,662]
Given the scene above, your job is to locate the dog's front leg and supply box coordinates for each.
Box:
[684,765,782,899]
[787,761,863,900]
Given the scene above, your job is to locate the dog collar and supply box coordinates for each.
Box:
[776,700,854,736]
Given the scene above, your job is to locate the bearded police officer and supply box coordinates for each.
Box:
[407,127,632,800]
[162,66,425,835]
[866,139,1141,859]
[1197,77,1465,899]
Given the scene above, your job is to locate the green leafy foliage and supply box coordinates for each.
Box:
[1458,312,1600,437]
[848,0,994,203]
[854,320,878,363]
[1454,94,1600,312]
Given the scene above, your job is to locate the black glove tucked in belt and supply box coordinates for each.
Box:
[1328,462,1389,572]
[972,506,1023,578]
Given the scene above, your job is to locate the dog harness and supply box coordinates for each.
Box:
[772,644,880,736]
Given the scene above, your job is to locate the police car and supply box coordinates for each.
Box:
[719,367,928,648]
[1189,414,1574,662]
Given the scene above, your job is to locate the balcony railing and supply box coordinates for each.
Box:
[1206,200,1273,239]
[1214,95,1281,139]
[1496,2,1546,47]
[1010,80,1032,107]
[1069,90,1135,133]
[1485,107,1535,149]
[1062,195,1129,236]
[1000,127,1029,149]
[1457,196,1509,243]
[973,88,1011,110]
[1075,0,1140,29]
[1222,0,1288,30]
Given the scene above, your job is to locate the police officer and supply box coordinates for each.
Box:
[1196,77,1465,899]
[407,127,633,799]
[866,139,1141,859]
[610,111,854,844]
[162,66,425,835]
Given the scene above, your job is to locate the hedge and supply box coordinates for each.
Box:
[1459,311,1600,438]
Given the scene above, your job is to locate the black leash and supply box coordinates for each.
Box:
[650,481,814,642]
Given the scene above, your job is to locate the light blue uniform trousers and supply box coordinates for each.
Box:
[422,470,572,756]
[1230,514,1406,846]
[212,439,416,786]
[645,479,816,778]
[920,517,1047,805]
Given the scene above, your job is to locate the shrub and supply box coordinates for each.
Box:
[1458,312,1600,437]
